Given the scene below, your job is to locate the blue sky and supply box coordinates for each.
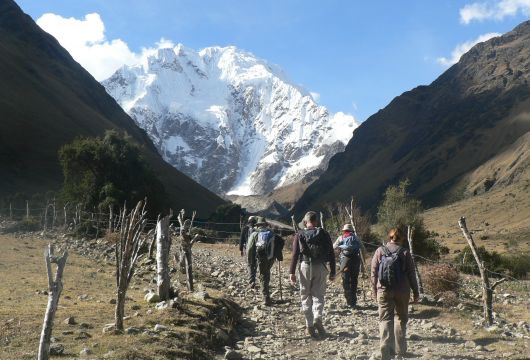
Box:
[16,0,530,121]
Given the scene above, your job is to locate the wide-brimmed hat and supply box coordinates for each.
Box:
[255,216,268,226]
[248,216,257,224]
[342,224,354,232]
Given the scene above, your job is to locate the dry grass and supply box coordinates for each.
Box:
[423,180,530,255]
[0,234,238,359]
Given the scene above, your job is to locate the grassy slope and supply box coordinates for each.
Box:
[0,0,224,217]
[0,234,238,359]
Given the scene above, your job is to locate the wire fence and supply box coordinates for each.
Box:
[1,204,528,314]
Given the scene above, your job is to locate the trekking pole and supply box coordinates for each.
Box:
[278,260,283,301]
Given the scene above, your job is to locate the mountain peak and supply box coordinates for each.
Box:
[102,44,357,195]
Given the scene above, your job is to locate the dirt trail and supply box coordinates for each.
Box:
[193,244,527,360]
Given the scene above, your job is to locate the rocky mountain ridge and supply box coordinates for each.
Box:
[295,20,530,216]
[102,45,358,195]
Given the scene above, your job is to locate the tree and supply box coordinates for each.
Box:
[377,179,445,259]
[58,131,167,216]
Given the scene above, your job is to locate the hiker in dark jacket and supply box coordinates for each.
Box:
[247,217,284,305]
[371,227,419,360]
[289,211,336,339]
[240,216,257,287]
[333,223,361,308]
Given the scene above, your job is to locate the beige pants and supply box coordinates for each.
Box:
[377,290,410,360]
[299,261,328,327]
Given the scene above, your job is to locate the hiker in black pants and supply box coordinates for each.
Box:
[333,223,361,308]
[240,216,257,287]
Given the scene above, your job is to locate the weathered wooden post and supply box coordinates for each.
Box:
[319,211,325,229]
[114,201,148,331]
[458,217,505,325]
[63,203,70,228]
[156,211,173,300]
[52,199,57,229]
[26,200,29,220]
[407,225,424,295]
[108,205,114,234]
[37,244,68,360]
[147,229,156,260]
[176,210,198,291]
[9,202,12,220]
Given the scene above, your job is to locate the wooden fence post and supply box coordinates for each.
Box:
[114,201,148,331]
[177,210,198,292]
[9,203,12,220]
[407,225,424,295]
[458,217,505,325]
[156,211,173,300]
[37,244,68,360]
[108,205,114,234]
[26,200,29,220]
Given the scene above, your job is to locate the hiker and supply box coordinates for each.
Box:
[333,223,361,308]
[247,217,284,305]
[371,227,419,360]
[240,216,257,287]
[289,211,336,338]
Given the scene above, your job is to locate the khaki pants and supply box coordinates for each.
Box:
[299,261,328,327]
[377,290,410,360]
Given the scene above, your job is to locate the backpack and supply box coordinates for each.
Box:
[255,229,274,258]
[299,228,330,262]
[338,234,360,257]
[378,245,405,289]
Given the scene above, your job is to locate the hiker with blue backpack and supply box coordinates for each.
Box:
[247,217,284,306]
[333,223,362,308]
[371,227,419,360]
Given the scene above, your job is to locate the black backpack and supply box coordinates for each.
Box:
[299,228,330,262]
[378,245,405,289]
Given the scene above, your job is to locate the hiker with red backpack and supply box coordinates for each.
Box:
[371,227,419,360]
[247,217,284,306]
[289,211,336,339]
[333,223,362,308]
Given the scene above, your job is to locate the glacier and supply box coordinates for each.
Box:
[102,44,358,196]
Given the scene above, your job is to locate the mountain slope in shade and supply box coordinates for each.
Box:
[102,45,358,196]
[0,0,224,216]
[295,21,530,217]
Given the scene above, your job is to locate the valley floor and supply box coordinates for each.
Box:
[0,232,528,359]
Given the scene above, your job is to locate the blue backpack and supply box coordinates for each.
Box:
[255,229,274,258]
[338,234,360,257]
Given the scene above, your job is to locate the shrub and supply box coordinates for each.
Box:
[455,245,503,275]
[500,253,530,279]
[3,218,41,233]
[376,179,445,260]
[421,263,460,296]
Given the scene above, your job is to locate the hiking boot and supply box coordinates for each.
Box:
[314,320,326,337]
[305,326,318,339]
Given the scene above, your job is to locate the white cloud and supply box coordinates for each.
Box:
[460,0,530,24]
[436,32,501,67]
[309,91,320,102]
[36,13,142,81]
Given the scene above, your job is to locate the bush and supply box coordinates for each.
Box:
[455,246,530,279]
[3,218,41,233]
[422,263,460,296]
[376,180,445,260]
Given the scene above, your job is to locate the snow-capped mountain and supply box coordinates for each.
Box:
[102,44,358,195]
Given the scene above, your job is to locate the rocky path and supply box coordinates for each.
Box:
[192,244,526,360]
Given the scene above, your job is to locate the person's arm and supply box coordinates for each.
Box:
[289,234,300,284]
[371,248,381,300]
[405,250,420,301]
[239,226,247,253]
[325,232,336,278]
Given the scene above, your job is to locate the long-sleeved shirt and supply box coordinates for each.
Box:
[370,242,419,297]
[239,225,253,252]
[333,231,361,253]
[289,227,336,277]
